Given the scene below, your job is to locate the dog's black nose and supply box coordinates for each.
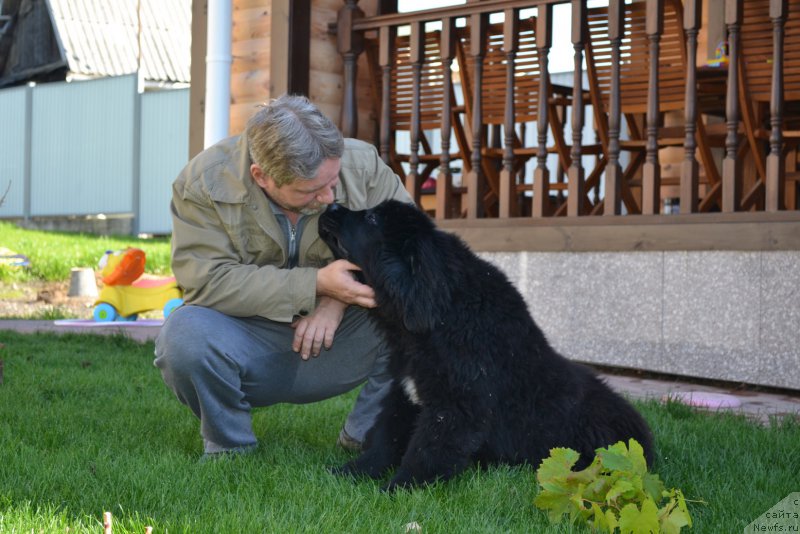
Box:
[325,203,341,213]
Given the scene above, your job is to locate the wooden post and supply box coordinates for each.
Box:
[681,0,701,214]
[378,25,396,165]
[436,17,456,220]
[188,0,207,159]
[642,0,663,215]
[722,0,742,212]
[465,13,487,219]
[533,5,553,218]
[766,0,788,211]
[499,8,519,218]
[405,21,425,206]
[337,0,364,138]
[604,0,624,216]
[270,0,310,97]
[567,0,586,217]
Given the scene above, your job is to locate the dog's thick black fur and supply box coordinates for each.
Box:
[318,200,654,491]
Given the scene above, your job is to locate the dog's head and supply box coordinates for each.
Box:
[318,200,450,332]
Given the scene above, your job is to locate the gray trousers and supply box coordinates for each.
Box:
[154,305,391,453]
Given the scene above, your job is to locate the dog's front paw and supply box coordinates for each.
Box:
[329,460,365,479]
[381,478,412,493]
[330,458,386,480]
[381,467,418,492]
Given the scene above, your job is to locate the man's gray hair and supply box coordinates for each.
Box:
[246,94,345,186]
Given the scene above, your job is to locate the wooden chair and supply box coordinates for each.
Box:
[738,0,800,210]
[456,14,602,217]
[585,0,725,214]
[364,24,471,218]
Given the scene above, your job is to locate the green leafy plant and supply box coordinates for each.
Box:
[534,439,694,533]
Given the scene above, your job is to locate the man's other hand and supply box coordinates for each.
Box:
[291,297,347,360]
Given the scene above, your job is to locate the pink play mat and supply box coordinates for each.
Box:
[664,391,743,409]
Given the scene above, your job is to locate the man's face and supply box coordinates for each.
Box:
[251,158,341,216]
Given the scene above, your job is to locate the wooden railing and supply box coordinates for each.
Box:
[335,0,800,235]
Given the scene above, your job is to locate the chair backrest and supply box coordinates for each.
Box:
[740,0,800,103]
[389,29,448,132]
[457,17,542,128]
[586,0,687,115]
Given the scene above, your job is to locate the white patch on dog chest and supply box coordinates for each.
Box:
[401,377,423,406]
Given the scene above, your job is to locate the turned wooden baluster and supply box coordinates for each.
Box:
[436,17,456,220]
[722,0,742,212]
[604,0,624,216]
[499,8,519,218]
[405,21,424,206]
[680,0,701,214]
[766,0,788,212]
[465,13,487,219]
[567,0,587,217]
[337,0,364,138]
[642,0,663,215]
[533,5,553,218]
[378,25,395,165]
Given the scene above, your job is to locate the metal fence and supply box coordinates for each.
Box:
[0,74,188,235]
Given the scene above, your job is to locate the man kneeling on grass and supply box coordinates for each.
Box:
[153,94,412,459]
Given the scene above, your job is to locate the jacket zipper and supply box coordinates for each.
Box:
[288,223,298,268]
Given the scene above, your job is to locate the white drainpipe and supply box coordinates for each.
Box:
[204,0,232,148]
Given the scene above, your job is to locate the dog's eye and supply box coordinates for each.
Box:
[365,212,378,225]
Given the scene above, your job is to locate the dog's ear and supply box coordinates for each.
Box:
[375,234,451,333]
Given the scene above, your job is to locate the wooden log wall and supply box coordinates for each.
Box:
[230,0,272,135]
[228,0,377,137]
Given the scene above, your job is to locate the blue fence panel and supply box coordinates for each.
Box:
[30,75,137,216]
[0,75,189,233]
[139,88,190,235]
[0,86,29,218]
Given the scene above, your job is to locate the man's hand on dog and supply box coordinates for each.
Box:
[316,259,376,309]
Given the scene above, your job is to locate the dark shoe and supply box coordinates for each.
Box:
[336,428,363,453]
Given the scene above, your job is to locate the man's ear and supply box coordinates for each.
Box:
[251,163,269,188]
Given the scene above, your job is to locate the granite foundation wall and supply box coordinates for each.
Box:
[482,250,800,391]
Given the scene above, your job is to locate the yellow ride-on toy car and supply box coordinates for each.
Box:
[93,248,183,322]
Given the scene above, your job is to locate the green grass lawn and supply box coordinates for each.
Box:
[0,331,797,533]
[0,221,172,282]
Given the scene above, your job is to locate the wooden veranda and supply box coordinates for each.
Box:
[332,0,800,252]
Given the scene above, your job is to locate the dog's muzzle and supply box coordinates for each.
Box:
[319,204,349,260]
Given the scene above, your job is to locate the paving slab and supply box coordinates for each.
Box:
[601,372,800,425]
[0,319,161,344]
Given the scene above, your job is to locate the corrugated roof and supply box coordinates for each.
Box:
[48,0,191,84]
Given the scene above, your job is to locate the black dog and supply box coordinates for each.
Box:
[319,200,653,491]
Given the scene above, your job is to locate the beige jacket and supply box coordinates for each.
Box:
[170,134,412,322]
